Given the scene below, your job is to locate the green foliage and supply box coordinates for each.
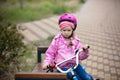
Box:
[53,5,68,14]
[0,11,26,79]
[17,43,37,72]
[79,0,86,3]
[2,2,53,23]
[3,6,43,23]
[47,35,54,41]
[1,0,80,23]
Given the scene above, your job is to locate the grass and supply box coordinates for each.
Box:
[1,0,81,24]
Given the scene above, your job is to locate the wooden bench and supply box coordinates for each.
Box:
[15,46,67,80]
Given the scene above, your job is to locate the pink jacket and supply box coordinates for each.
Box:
[43,33,90,68]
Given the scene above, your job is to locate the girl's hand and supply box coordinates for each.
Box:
[83,44,89,52]
[42,64,48,70]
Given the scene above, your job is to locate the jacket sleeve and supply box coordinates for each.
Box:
[43,38,58,65]
[76,40,90,60]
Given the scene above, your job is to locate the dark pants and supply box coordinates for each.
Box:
[62,64,93,80]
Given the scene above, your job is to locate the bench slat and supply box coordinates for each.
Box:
[15,72,66,78]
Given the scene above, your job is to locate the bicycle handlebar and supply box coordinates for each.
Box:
[56,46,89,73]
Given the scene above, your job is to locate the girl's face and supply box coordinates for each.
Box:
[61,26,73,38]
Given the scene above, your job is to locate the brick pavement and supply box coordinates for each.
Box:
[18,0,120,80]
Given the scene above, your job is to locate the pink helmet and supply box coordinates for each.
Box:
[58,13,77,30]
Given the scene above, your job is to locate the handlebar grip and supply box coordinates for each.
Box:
[75,49,79,54]
[46,63,56,72]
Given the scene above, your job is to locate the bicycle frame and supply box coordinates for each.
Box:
[55,49,82,73]
[55,46,89,80]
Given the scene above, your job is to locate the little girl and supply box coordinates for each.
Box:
[42,13,93,80]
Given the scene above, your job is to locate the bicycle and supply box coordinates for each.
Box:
[46,46,98,80]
